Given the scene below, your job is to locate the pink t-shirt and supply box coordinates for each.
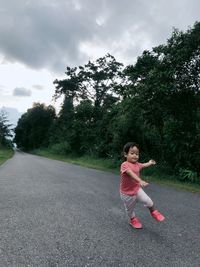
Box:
[120,161,144,196]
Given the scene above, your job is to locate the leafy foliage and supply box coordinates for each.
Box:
[0,111,13,147]
[14,103,55,150]
[14,22,200,183]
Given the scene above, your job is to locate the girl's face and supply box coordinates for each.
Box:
[124,146,139,163]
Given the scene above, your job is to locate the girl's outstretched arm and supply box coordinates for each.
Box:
[142,159,156,168]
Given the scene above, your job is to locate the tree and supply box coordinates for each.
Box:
[53,54,123,111]
[0,111,13,147]
[14,103,55,150]
[51,54,124,156]
[121,22,200,178]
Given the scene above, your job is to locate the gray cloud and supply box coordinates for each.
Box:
[32,84,44,90]
[13,87,32,97]
[0,0,199,72]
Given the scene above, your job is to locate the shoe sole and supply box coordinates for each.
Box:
[129,223,143,229]
[153,217,165,222]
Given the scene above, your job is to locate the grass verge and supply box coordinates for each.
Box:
[33,149,118,173]
[0,147,14,166]
[33,148,200,194]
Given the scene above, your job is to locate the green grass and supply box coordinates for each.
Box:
[33,148,200,194]
[144,174,200,194]
[33,149,118,172]
[0,146,14,165]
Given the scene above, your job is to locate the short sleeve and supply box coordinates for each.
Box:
[138,162,144,170]
[120,162,131,174]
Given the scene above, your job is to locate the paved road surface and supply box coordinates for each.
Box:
[0,151,199,266]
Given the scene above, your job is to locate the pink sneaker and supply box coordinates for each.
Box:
[129,217,142,229]
[151,210,165,222]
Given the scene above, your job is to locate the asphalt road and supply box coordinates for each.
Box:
[0,151,199,267]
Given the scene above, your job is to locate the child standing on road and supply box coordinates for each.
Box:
[120,142,165,229]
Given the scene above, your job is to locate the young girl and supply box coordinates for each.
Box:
[120,142,165,229]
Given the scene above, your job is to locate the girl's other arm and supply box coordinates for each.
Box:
[125,169,149,187]
[142,159,156,168]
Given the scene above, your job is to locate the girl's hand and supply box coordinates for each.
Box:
[140,180,149,187]
[149,159,156,165]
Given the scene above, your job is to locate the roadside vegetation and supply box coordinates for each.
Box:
[33,148,200,194]
[14,22,200,192]
[0,146,14,166]
[0,111,14,166]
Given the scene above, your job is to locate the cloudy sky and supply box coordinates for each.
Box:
[0,0,200,122]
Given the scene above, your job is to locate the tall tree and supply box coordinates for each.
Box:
[52,54,124,155]
[53,54,123,109]
[121,21,200,177]
[15,103,55,150]
[0,111,13,147]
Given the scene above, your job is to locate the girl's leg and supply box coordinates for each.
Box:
[120,193,143,228]
[120,193,137,219]
[136,188,165,221]
[136,188,154,211]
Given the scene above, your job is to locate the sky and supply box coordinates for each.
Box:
[0,0,200,124]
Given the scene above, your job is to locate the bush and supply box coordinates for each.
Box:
[178,168,198,183]
[49,142,71,155]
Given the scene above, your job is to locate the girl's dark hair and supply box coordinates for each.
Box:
[123,142,140,154]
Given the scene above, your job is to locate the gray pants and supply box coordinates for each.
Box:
[120,188,153,219]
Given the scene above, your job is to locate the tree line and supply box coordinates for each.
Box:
[14,22,200,183]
